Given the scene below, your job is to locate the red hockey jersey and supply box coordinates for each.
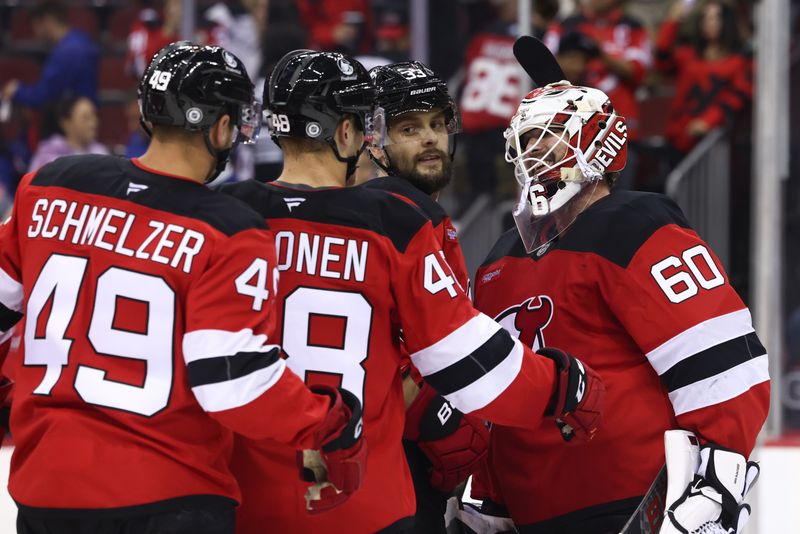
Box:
[655,19,752,154]
[221,180,559,533]
[473,191,769,528]
[363,175,469,291]
[460,30,526,134]
[0,156,338,514]
[546,9,652,139]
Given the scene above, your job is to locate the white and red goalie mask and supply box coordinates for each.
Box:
[504,82,628,253]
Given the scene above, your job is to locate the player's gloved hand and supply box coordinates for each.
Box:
[299,386,367,513]
[404,381,489,492]
[538,347,604,443]
[660,445,759,534]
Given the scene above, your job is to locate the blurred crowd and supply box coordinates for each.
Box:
[1,0,800,429]
[0,0,763,210]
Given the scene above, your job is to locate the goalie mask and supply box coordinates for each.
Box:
[504,82,627,253]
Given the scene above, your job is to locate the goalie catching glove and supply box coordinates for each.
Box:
[299,385,367,513]
[659,431,759,534]
[661,447,759,534]
[404,381,490,492]
[538,348,604,443]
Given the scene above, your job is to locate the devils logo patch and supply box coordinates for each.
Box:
[494,296,554,351]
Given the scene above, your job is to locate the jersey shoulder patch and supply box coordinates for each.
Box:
[31,155,267,236]
[221,180,431,253]
[558,191,692,268]
[362,176,447,226]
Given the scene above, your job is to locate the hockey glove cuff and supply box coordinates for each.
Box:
[538,347,604,443]
[300,386,367,514]
[404,382,489,492]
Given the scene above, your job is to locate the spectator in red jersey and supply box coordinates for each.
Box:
[458,0,559,208]
[556,31,602,85]
[545,0,651,190]
[295,0,373,54]
[655,0,752,158]
[125,0,214,79]
[28,94,108,171]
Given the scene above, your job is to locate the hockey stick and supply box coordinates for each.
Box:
[618,430,701,534]
[618,465,667,534]
[512,36,565,87]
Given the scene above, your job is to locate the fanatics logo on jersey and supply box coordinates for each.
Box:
[494,295,554,351]
[283,197,306,212]
[126,182,149,195]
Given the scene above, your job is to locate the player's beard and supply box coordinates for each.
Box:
[393,148,453,195]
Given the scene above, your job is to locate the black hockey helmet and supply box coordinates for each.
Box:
[369,61,460,133]
[368,61,461,175]
[138,41,261,180]
[265,50,375,177]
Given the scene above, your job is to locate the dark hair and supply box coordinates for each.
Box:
[535,0,560,21]
[29,1,69,25]
[693,0,742,55]
[40,93,84,139]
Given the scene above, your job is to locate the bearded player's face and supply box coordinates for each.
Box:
[385,110,453,195]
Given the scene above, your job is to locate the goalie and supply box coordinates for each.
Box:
[468,80,769,534]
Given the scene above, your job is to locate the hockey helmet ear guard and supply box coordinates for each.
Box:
[138,41,261,181]
[265,50,375,179]
[505,82,628,253]
[264,50,375,144]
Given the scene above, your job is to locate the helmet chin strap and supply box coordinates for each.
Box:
[328,139,367,183]
[202,130,233,184]
[369,146,396,176]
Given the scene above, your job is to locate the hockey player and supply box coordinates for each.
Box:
[472,81,770,533]
[222,50,605,533]
[0,43,364,534]
[366,61,485,533]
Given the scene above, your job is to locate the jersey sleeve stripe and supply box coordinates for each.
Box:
[0,267,23,313]
[183,328,270,364]
[442,337,525,414]
[0,304,22,334]
[191,357,287,413]
[645,309,754,375]
[668,354,769,415]
[409,313,503,376]
[187,347,282,387]
[659,332,766,392]
[422,330,516,395]
[0,327,15,344]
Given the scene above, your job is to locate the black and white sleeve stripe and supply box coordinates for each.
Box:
[183,328,286,412]
[410,313,524,413]
[0,266,23,343]
[646,308,769,415]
